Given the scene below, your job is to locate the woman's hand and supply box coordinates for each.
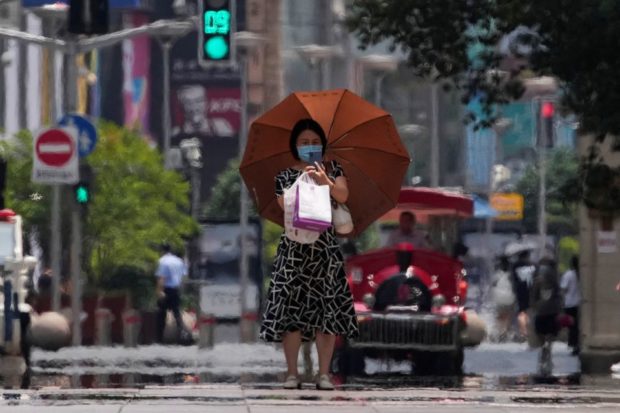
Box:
[305,162,333,187]
[304,162,349,203]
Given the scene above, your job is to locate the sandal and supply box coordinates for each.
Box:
[283,375,301,389]
[316,374,335,390]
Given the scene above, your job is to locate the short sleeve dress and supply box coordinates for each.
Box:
[259,160,359,342]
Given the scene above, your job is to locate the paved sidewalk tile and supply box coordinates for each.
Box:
[2,406,125,413]
[122,403,248,413]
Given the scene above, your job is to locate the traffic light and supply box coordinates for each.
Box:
[68,0,109,35]
[73,164,93,206]
[199,0,236,67]
[539,101,555,148]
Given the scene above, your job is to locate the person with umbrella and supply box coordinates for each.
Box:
[240,89,410,389]
[258,118,358,390]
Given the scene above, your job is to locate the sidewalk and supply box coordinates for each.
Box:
[2,384,620,412]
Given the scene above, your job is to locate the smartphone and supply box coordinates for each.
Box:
[307,150,323,164]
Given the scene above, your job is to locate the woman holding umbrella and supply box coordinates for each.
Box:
[259,119,358,390]
[240,89,411,389]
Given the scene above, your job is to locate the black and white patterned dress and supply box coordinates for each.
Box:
[259,160,359,342]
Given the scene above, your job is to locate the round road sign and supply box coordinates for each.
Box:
[35,129,75,167]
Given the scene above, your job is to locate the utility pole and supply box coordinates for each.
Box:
[430,82,440,187]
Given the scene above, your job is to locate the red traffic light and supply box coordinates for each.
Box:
[541,101,554,118]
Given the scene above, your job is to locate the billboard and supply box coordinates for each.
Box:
[122,12,151,141]
[169,31,241,202]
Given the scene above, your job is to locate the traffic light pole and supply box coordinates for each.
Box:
[238,50,251,342]
[65,40,83,346]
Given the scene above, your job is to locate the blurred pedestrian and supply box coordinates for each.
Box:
[259,119,358,390]
[385,211,431,248]
[155,243,189,343]
[511,250,536,340]
[560,255,581,356]
[490,256,515,342]
[530,259,563,376]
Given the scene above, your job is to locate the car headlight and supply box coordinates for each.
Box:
[362,293,375,308]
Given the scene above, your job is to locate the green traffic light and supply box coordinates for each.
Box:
[205,36,229,60]
[75,185,89,204]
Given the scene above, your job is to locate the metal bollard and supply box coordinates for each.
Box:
[122,309,141,347]
[95,308,113,346]
[240,312,258,343]
[198,312,215,349]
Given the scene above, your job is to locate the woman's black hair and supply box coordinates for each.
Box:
[289,118,327,160]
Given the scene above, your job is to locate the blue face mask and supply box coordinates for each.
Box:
[297,145,323,163]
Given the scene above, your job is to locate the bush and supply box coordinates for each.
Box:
[99,265,156,311]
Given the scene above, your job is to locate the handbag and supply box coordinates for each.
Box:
[332,202,354,235]
[283,172,321,244]
[293,172,332,232]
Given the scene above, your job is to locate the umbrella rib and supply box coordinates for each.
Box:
[240,150,292,169]
[329,146,410,159]
[250,122,293,134]
[329,114,393,146]
[327,91,347,139]
[332,153,400,206]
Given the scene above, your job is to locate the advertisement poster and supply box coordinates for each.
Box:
[122,12,151,142]
[170,31,242,203]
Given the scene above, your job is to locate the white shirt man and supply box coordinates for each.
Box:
[560,267,581,309]
[155,245,188,343]
[156,252,188,289]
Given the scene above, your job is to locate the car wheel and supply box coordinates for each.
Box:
[433,348,464,376]
[332,344,365,377]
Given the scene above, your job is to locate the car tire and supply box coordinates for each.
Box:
[433,348,464,376]
[332,344,365,377]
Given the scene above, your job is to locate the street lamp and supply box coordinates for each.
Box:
[150,19,195,169]
[357,54,399,106]
[235,31,265,342]
[295,44,341,90]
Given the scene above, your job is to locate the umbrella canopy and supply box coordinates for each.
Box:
[240,89,410,237]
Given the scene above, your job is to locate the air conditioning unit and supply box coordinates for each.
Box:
[0,1,21,30]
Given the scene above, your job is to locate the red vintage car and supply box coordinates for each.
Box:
[333,187,487,376]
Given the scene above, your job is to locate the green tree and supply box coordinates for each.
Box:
[515,148,580,236]
[86,123,198,278]
[1,125,198,285]
[347,0,620,139]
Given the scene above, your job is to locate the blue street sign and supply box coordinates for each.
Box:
[58,114,98,158]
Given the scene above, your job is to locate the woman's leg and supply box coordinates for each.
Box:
[282,331,302,376]
[315,331,336,376]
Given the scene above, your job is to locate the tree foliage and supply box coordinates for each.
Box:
[1,124,198,283]
[515,148,579,236]
[347,0,620,139]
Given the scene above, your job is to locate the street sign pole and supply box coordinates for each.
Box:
[65,39,83,347]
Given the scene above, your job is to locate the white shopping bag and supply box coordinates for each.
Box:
[283,172,321,244]
[293,173,332,232]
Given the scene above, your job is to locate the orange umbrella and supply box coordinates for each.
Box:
[240,89,410,237]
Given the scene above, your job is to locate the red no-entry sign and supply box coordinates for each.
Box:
[32,127,79,184]
[35,129,75,167]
